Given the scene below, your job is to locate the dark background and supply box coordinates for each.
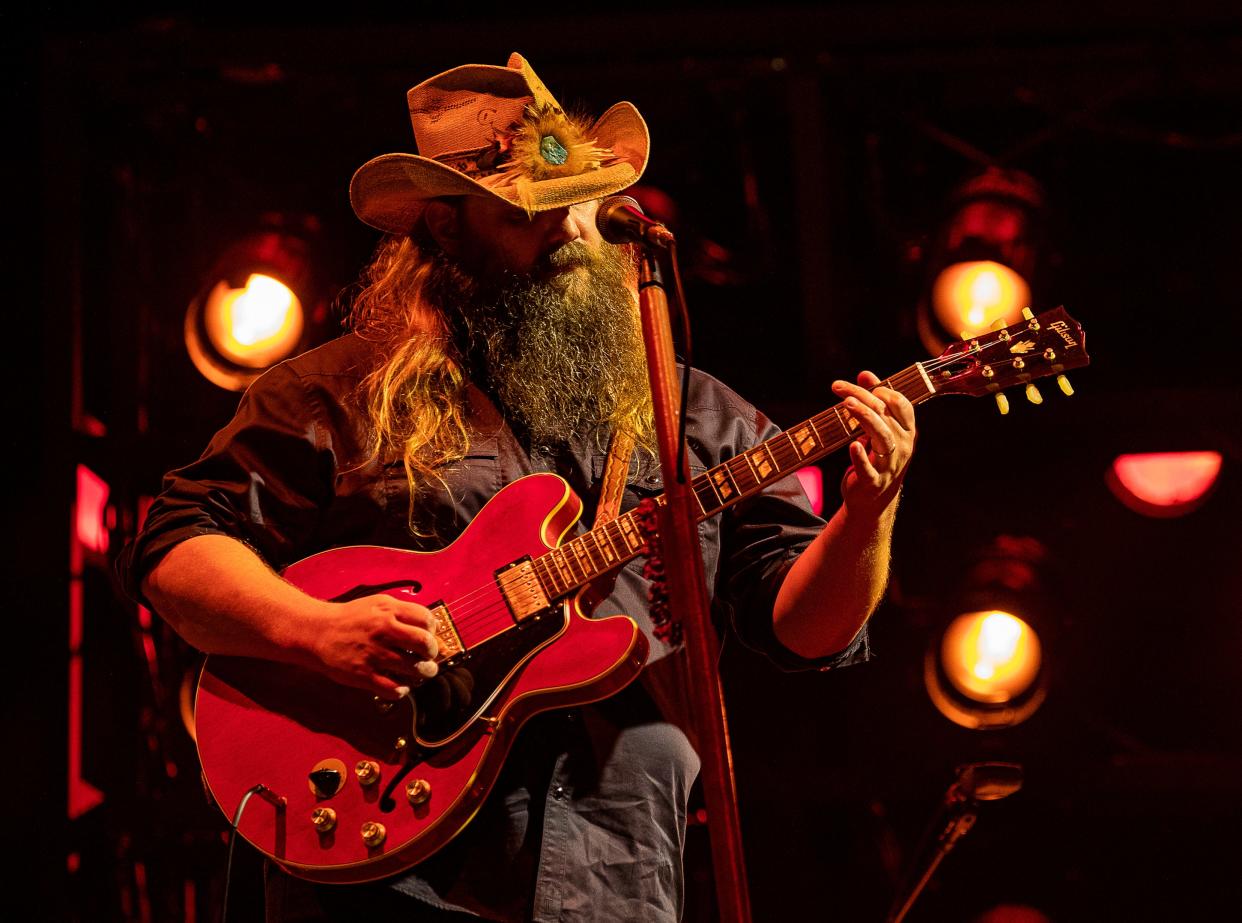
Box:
[15,3,1242,920]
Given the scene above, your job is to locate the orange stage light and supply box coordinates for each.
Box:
[918,169,1044,355]
[941,610,1042,704]
[925,609,1046,730]
[930,260,1030,339]
[1108,451,1223,517]
[204,273,303,368]
[184,230,315,390]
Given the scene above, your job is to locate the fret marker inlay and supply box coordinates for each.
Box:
[749,448,774,479]
[792,424,820,456]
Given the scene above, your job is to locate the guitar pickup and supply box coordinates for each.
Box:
[428,603,464,661]
[496,558,551,623]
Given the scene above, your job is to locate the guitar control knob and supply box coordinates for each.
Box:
[311,807,337,833]
[406,779,432,806]
[361,821,387,848]
[308,759,347,798]
[355,760,381,786]
[1025,383,1043,405]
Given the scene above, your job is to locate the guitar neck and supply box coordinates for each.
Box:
[528,362,938,600]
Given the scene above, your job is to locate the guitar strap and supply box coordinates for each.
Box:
[593,427,636,528]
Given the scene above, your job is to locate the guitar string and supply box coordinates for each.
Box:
[409,327,1071,640]
[421,361,1028,640]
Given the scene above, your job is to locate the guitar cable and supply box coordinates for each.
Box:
[220,783,285,923]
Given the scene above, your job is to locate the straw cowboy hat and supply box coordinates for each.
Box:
[350,53,650,235]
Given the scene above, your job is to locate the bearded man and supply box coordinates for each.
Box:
[119,54,916,922]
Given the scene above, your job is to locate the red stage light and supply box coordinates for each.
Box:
[796,466,824,516]
[1108,451,1222,517]
[75,464,110,555]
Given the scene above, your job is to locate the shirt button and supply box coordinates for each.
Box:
[552,785,566,800]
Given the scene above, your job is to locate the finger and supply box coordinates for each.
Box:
[833,378,887,416]
[844,396,897,456]
[872,386,916,433]
[857,370,883,389]
[389,601,439,631]
[849,440,882,488]
[361,672,408,699]
[383,624,441,660]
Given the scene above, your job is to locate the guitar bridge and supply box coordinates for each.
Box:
[428,603,464,661]
[496,558,551,623]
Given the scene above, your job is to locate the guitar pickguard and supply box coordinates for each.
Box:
[412,602,567,747]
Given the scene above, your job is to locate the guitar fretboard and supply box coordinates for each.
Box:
[529,362,937,600]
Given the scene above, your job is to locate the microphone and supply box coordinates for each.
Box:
[596,196,676,250]
[949,762,1024,803]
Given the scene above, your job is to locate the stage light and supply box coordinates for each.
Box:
[795,466,824,516]
[1107,451,1223,518]
[918,169,1044,355]
[940,610,1042,704]
[75,464,111,555]
[930,260,1031,338]
[204,273,303,367]
[185,229,316,390]
[924,537,1052,730]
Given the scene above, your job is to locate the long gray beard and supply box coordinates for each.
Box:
[427,241,649,449]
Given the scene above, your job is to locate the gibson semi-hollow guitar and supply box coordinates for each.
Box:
[196,307,1089,883]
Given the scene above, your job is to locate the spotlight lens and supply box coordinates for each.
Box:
[932,261,1030,338]
[1109,451,1222,516]
[941,610,1041,704]
[205,273,304,369]
[228,274,296,346]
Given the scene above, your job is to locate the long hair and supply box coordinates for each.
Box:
[349,235,470,529]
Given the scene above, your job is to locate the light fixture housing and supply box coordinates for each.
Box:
[924,536,1053,730]
[918,168,1045,355]
[184,231,314,391]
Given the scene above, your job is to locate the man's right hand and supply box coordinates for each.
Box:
[145,536,444,700]
[307,594,441,698]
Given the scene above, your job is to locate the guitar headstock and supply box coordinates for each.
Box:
[927,307,1089,408]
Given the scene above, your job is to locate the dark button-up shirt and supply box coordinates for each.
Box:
[118,333,868,921]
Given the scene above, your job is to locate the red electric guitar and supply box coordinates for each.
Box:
[195,307,1089,883]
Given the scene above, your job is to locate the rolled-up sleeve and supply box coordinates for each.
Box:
[709,403,871,673]
[116,362,335,602]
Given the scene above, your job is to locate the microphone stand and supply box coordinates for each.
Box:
[636,247,752,923]
[883,762,1023,923]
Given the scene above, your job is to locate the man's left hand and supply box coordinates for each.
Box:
[832,370,917,517]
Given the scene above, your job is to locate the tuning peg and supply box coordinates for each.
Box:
[995,392,1010,415]
[1025,383,1043,405]
[990,319,1007,331]
[1056,374,1074,396]
[1021,307,1035,320]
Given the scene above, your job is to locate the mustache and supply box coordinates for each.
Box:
[534,240,599,275]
